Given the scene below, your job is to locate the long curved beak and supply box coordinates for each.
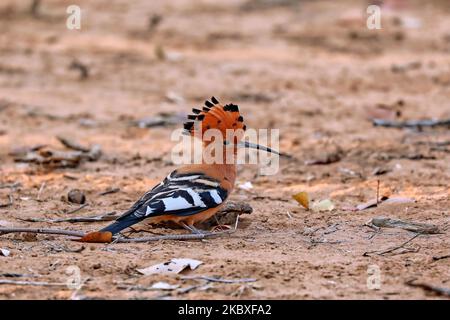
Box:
[237,141,290,158]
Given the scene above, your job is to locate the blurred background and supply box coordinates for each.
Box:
[0,0,449,299]
[1,0,450,155]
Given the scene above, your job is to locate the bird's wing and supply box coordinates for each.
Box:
[117,170,228,221]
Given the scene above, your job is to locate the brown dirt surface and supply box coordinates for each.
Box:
[0,0,449,300]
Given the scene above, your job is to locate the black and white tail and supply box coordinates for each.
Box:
[100,214,143,235]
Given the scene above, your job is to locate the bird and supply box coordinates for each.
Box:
[96,97,281,236]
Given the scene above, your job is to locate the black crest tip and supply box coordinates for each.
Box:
[205,100,214,108]
[224,103,239,112]
[211,96,219,104]
[183,121,194,131]
[192,108,201,114]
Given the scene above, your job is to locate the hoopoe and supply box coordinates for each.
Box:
[97,97,281,236]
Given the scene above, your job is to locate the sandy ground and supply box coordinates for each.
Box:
[0,0,449,299]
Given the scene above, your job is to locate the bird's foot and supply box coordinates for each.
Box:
[211,224,232,232]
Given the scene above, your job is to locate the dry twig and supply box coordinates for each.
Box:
[0,215,241,243]
[0,227,84,238]
[180,275,256,284]
[0,194,13,208]
[405,279,450,297]
[432,254,450,261]
[20,211,118,223]
[0,182,21,189]
[64,203,89,215]
[373,118,450,128]
[115,216,240,243]
[36,182,46,201]
[0,279,66,287]
[363,233,421,256]
[56,136,91,152]
[98,188,120,196]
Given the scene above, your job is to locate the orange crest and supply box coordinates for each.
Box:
[184,97,246,142]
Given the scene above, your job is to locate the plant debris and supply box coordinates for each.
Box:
[311,199,335,212]
[132,112,186,128]
[345,196,415,211]
[56,136,91,152]
[21,211,118,223]
[151,281,180,290]
[355,197,388,211]
[0,248,10,257]
[405,279,450,297]
[98,188,120,196]
[180,275,257,284]
[369,217,440,234]
[13,137,101,168]
[432,254,450,261]
[292,191,309,210]
[137,258,203,275]
[238,181,254,191]
[373,118,450,128]
[363,233,421,256]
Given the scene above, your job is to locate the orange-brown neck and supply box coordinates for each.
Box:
[201,140,238,166]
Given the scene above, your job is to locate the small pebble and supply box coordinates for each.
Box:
[68,189,86,204]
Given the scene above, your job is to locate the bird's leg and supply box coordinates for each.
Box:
[190,225,206,235]
[180,222,199,234]
[180,222,205,235]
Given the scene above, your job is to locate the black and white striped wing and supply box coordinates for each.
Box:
[117,171,228,221]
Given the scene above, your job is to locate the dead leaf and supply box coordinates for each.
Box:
[354,196,389,211]
[137,258,203,275]
[356,198,379,211]
[151,281,180,290]
[382,197,415,205]
[79,231,112,243]
[0,248,10,257]
[347,196,414,211]
[292,192,309,210]
[238,182,254,191]
[311,199,335,212]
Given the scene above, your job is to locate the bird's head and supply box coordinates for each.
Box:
[184,96,245,145]
[183,97,282,156]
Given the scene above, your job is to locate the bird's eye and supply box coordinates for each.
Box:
[223,140,230,145]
